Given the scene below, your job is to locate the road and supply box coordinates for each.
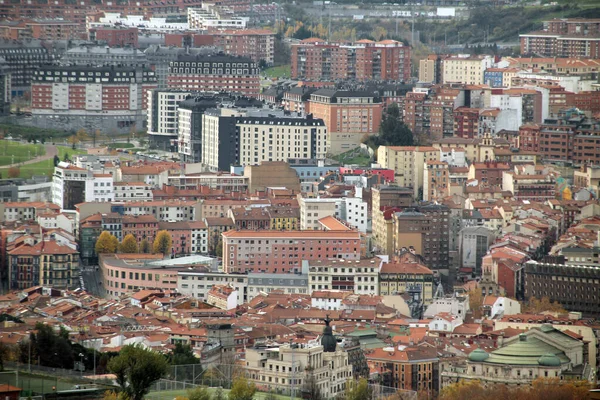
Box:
[1,144,58,169]
[80,265,106,298]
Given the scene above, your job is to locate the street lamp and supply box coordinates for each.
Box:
[79,353,84,378]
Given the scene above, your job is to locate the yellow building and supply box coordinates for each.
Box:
[269,207,300,230]
[371,186,413,255]
[442,55,493,85]
[377,146,440,199]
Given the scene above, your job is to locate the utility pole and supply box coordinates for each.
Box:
[289,340,295,400]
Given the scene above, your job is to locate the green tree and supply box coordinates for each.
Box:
[228,376,256,400]
[363,104,414,150]
[263,392,278,400]
[213,387,226,400]
[153,230,172,256]
[108,345,168,400]
[168,343,199,365]
[187,387,211,400]
[119,234,138,253]
[95,231,119,254]
[53,154,60,166]
[344,378,373,400]
[0,342,10,371]
[140,239,151,254]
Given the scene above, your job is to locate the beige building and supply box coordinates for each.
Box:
[306,258,382,295]
[371,186,414,255]
[378,260,434,305]
[419,55,439,83]
[377,146,440,199]
[442,55,494,85]
[423,161,450,201]
[298,196,337,230]
[244,162,302,193]
[245,341,352,398]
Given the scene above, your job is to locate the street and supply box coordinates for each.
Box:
[80,265,106,298]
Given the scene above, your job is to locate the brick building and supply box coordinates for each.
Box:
[453,107,480,138]
[31,65,157,134]
[89,27,139,47]
[122,215,159,246]
[518,124,541,152]
[308,89,383,154]
[291,38,410,82]
[164,29,275,65]
[0,19,81,41]
[221,230,362,273]
[167,54,260,97]
[520,18,600,58]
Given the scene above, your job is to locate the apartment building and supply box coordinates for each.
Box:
[9,239,79,290]
[31,64,157,134]
[298,196,368,233]
[166,54,260,97]
[442,55,494,85]
[187,4,247,30]
[377,146,441,200]
[502,165,556,201]
[291,38,411,82]
[52,163,114,210]
[423,161,450,202]
[0,19,80,41]
[164,30,275,65]
[201,110,327,171]
[309,90,383,154]
[221,230,362,273]
[392,204,450,271]
[147,89,192,151]
[419,54,443,84]
[306,258,382,295]
[368,346,439,394]
[122,215,159,246]
[378,260,434,305]
[89,27,138,47]
[113,182,154,202]
[247,272,308,297]
[178,269,248,304]
[371,185,414,255]
[0,39,52,96]
[520,18,600,57]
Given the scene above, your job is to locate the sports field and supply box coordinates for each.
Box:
[0,140,45,166]
[147,388,289,400]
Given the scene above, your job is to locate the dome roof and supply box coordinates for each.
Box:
[468,348,489,362]
[538,353,561,367]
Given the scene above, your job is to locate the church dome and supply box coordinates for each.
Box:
[468,348,489,362]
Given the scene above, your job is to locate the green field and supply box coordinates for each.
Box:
[263,65,291,79]
[332,148,372,166]
[0,372,82,395]
[0,140,46,166]
[147,388,289,400]
[0,145,86,179]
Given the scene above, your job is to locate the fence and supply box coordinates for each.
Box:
[4,362,89,379]
[152,364,413,400]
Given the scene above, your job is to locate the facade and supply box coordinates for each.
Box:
[246,341,352,398]
[221,229,362,274]
[441,325,594,387]
[379,260,434,305]
[122,215,159,246]
[368,346,439,394]
[306,258,382,295]
[423,161,450,202]
[147,89,192,150]
[502,166,556,201]
[144,46,218,88]
[202,110,327,172]
[371,185,414,255]
[89,27,139,47]
[187,5,247,30]
[291,38,411,82]
[177,269,248,305]
[442,55,494,85]
[459,226,495,275]
[167,54,260,97]
[0,19,80,41]
[31,65,157,134]
[9,239,79,290]
[59,46,148,67]
[52,163,114,210]
[520,18,600,57]
[393,204,450,271]
[247,272,308,297]
[377,146,441,200]
[298,196,368,233]
[309,90,383,155]
[0,39,52,96]
[524,260,600,317]
[206,284,237,310]
[113,182,154,202]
